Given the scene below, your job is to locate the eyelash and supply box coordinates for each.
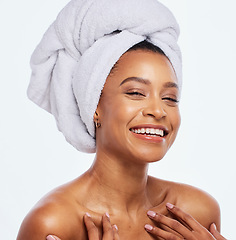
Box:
[126,92,179,104]
[162,97,179,103]
[126,91,145,96]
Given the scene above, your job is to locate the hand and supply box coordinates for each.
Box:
[46,213,119,240]
[144,203,227,240]
[84,213,119,240]
[209,223,227,240]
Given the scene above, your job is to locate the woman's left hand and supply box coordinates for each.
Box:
[144,203,227,240]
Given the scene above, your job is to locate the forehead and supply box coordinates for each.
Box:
[106,50,178,87]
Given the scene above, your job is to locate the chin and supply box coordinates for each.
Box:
[128,147,168,164]
[144,153,166,163]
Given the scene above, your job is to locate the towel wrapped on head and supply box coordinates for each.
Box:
[28,0,182,153]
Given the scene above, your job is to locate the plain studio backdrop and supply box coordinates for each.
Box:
[0,0,235,239]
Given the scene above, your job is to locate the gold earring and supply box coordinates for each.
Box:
[95,120,101,128]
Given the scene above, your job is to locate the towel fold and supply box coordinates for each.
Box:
[28,0,182,153]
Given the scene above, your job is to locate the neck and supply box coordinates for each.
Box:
[84,150,152,216]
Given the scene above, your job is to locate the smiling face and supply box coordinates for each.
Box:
[95,49,181,164]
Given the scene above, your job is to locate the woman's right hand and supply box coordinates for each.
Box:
[46,213,119,240]
[83,213,119,240]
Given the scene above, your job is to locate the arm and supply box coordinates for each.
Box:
[17,202,81,240]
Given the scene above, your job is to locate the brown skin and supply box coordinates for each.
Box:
[17,50,222,240]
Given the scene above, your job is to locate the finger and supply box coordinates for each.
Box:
[166,203,201,230]
[147,211,192,239]
[84,213,99,240]
[46,235,61,240]
[112,225,120,240]
[210,223,227,240]
[145,224,183,240]
[102,213,114,240]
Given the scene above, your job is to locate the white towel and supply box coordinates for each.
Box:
[28,0,182,153]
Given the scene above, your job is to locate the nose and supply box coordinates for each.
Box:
[142,99,167,120]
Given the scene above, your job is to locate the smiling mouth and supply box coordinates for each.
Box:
[130,128,168,137]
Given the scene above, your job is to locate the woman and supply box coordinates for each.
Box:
[17,0,226,239]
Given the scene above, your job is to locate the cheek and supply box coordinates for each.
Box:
[98,99,137,153]
[99,98,126,134]
[169,108,181,132]
[99,99,141,149]
[105,98,139,123]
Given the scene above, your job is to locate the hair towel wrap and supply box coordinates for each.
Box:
[28,0,182,153]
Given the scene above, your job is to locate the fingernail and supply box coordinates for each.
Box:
[105,212,110,218]
[46,236,56,240]
[166,203,174,209]
[147,210,156,218]
[212,223,217,230]
[113,224,118,230]
[145,224,153,231]
[85,212,91,217]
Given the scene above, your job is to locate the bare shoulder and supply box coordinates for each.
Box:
[17,183,86,240]
[149,176,221,229]
[173,182,220,228]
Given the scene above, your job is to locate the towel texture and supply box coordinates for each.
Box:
[28,0,182,153]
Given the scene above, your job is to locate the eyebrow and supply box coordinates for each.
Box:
[119,77,151,86]
[119,77,179,89]
[163,81,179,89]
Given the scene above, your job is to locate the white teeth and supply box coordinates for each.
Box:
[157,129,164,137]
[131,128,165,137]
[150,128,155,134]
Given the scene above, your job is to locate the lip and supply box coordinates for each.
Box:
[129,124,169,143]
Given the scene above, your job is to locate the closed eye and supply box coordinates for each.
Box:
[162,97,179,107]
[126,91,145,96]
[162,97,179,103]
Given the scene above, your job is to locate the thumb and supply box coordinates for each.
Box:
[46,235,62,240]
[209,223,226,240]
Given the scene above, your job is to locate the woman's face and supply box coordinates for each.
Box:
[95,50,181,164]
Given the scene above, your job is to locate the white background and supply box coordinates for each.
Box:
[0,0,235,239]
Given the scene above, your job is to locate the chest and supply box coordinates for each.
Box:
[108,211,168,240]
[116,227,160,240]
[76,195,175,240]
